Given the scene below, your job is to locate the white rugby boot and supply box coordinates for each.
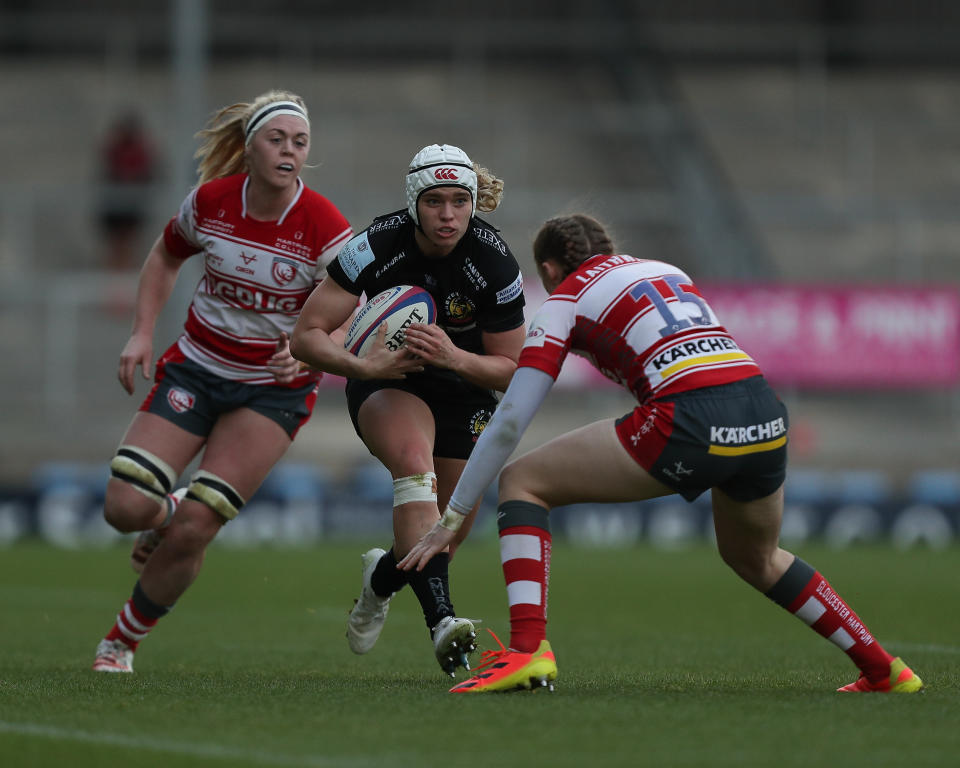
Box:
[432,616,478,676]
[346,548,394,654]
[92,638,134,673]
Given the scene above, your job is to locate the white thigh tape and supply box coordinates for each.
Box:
[109,445,177,502]
[186,470,245,521]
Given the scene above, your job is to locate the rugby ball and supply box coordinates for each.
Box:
[344,285,437,358]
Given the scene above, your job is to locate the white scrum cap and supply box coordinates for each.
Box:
[405,144,477,225]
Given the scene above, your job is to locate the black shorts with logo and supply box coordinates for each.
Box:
[142,351,318,439]
[345,372,497,461]
[614,376,788,502]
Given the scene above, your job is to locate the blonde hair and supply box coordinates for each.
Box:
[194,89,309,185]
[474,163,504,215]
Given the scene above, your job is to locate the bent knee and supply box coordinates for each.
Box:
[498,460,535,500]
[386,447,434,478]
[719,548,778,591]
[103,481,163,532]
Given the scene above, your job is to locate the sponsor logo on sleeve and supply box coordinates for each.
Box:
[495,273,524,304]
[337,233,375,281]
[525,325,546,348]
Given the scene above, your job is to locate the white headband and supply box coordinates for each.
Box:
[244,100,309,145]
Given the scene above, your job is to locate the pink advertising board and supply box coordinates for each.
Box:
[527,281,960,390]
[321,282,960,391]
[700,284,960,389]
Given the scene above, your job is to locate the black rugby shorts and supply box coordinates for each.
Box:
[141,348,318,439]
[614,376,788,502]
[345,373,498,461]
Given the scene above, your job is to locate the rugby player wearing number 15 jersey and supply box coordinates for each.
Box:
[401,213,923,695]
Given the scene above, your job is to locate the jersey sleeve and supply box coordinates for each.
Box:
[517,297,574,379]
[161,187,203,259]
[477,258,526,333]
[324,229,372,295]
[310,196,353,280]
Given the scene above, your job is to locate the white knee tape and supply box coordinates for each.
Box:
[109,445,177,502]
[393,472,438,507]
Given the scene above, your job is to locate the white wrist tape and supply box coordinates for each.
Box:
[438,505,467,532]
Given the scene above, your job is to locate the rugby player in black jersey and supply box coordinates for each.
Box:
[292,144,526,676]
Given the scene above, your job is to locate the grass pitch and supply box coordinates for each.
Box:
[0,536,957,767]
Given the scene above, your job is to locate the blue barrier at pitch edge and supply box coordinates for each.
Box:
[1,463,958,548]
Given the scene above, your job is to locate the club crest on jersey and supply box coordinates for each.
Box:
[444,292,475,324]
[272,256,298,286]
[526,326,546,347]
[167,387,195,414]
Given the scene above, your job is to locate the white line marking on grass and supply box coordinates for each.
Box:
[0,720,380,767]
[890,642,960,655]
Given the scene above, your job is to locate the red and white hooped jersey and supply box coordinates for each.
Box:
[163,174,352,386]
[519,254,762,403]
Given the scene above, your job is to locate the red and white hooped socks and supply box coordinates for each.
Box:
[496,500,552,654]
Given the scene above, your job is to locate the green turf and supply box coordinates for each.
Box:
[0,537,957,767]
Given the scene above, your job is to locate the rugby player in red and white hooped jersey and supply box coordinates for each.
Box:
[401,213,924,695]
[91,90,352,674]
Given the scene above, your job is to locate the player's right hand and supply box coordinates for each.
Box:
[361,324,424,380]
[117,334,153,395]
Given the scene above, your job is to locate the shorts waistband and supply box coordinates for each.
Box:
[654,375,767,403]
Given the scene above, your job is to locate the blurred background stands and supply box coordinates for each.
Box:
[1,1,957,542]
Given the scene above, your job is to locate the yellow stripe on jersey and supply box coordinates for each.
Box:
[660,351,753,378]
[708,435,788,456]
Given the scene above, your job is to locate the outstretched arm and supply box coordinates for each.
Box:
[398,366,555,571]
